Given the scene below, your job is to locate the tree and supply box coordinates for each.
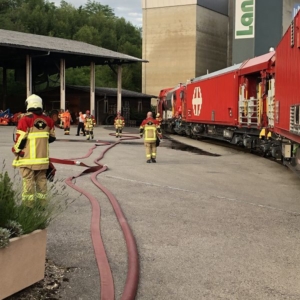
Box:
[0,0,143,93]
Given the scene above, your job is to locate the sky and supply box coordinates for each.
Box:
[53,0,143,27]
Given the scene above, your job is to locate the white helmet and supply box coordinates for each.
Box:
[25,94,43,111]
[156,113,160,117]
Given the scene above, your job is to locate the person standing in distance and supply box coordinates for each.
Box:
[156,113,162,126]
[84,110,96,140]
[61,109,72,135]
[76,111,86,136]
[114,111,125,138]
[139,111,162,163]
[12,94,56,207]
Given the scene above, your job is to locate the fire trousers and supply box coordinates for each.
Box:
[144,142,157,159]
[64,120,70,135]
[19,167,47,206]
[85,128,94,140]
[115,127,123,137]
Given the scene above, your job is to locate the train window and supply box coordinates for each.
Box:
[166,93,172,110]
[180,90,184,100]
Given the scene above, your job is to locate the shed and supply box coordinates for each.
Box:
[39,86,156,126]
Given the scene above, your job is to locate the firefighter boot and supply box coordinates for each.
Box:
[146,160,151,163]
[151,158,156,163]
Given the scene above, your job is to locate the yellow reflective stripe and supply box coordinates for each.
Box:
[30,138,36,159]
[13,158,49,166]
[22,194,34,201]
[14,130,27,152]
[26,132,49,158]
[16,129,26,135]
[28,132,49,138]
[144,127,156,141]
[36,193,47,200]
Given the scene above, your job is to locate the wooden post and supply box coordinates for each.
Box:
[117,65,122,113]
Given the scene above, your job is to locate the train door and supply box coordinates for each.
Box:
[180,87,187,120]
[238,75,263,128]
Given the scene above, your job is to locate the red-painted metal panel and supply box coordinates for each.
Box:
[185,68,239,126]
[239,52,275,75]
[274,11,300,143]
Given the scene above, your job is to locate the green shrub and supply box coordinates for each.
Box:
[0,228,10,248]
[0,171,17,228]
[0,168,73,247]
[5,220,23,238]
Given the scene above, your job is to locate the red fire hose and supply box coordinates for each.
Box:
[50,133,140,300]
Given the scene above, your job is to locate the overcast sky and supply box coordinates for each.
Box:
[53,0,142,27]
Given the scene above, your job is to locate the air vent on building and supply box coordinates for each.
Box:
[291,20,295,47]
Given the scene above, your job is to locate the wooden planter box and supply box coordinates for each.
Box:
[0,229,47,299]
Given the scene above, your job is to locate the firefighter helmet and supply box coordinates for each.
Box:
[156,113,160,117]
[25,94,43,111]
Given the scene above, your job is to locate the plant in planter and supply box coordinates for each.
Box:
[0,169,72,299]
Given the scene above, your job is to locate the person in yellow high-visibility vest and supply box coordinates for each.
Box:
[84,110,96,140]
[139,111,162,163]
[12,94,56,206]
[114,112,125,138]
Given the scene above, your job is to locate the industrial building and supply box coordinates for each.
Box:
[142,0,300,97]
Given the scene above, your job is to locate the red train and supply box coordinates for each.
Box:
[158,10,300,174]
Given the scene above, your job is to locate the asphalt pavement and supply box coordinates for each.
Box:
[1,124,300,300]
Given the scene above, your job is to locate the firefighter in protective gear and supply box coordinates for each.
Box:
[61,109,72,135]
[12,94,56,206]
[58,109,64,128]
[140,111,162,163]
[156,113,162,126]
[84,110,96,140]
[114,111,125,138]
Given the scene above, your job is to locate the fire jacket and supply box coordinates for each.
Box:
[61,111,71,126]
[139,117,162,143]
[85,115,96,129]
[12,112,56,170]
[156,117,162,126]
[114,116,125,128]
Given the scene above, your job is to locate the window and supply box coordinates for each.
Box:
[290,104,300,134]
[295,105,300,125]
[138,101,142,112]
[104,100,108,113]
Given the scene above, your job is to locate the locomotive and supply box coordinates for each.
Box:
[157,10,300,175]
